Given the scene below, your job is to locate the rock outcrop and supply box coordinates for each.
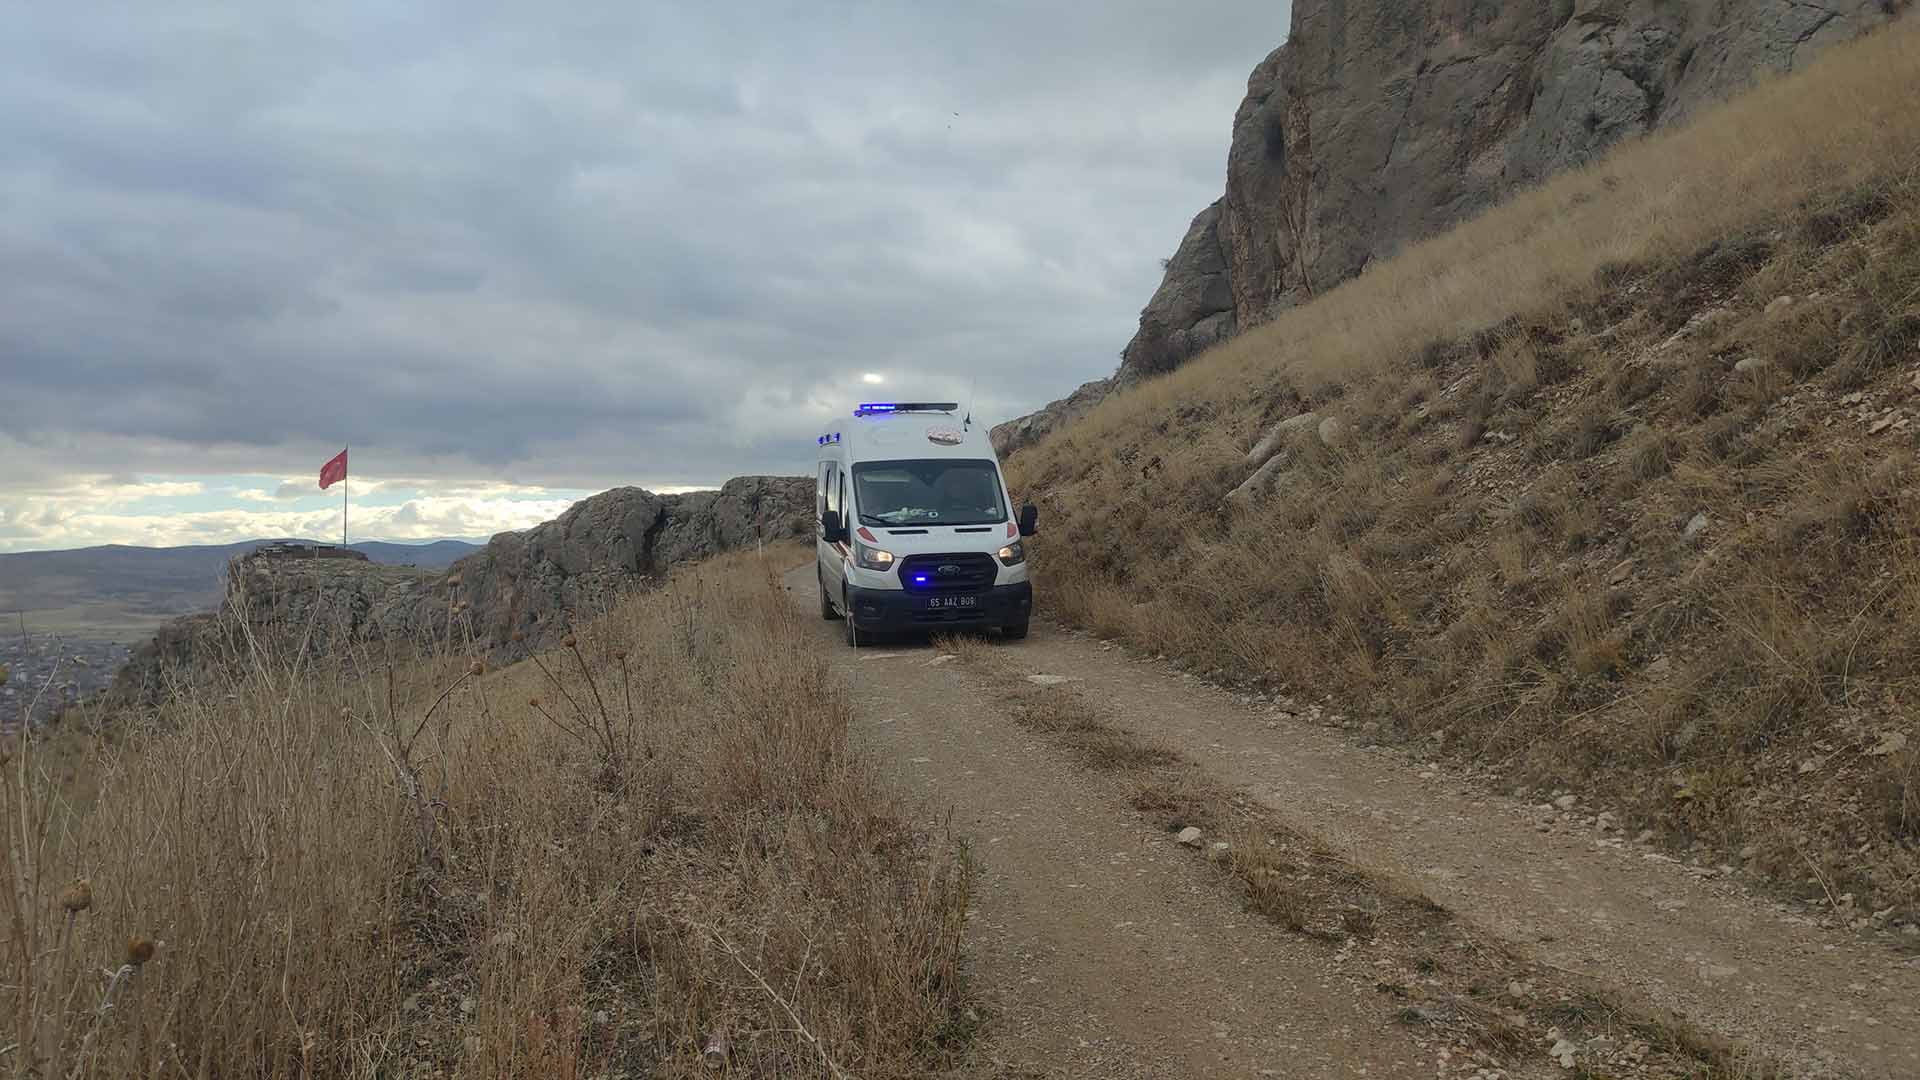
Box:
[1003,0,1905,449]
[1115,201,1238,386]
[991,376,1115,458]
[103,477,814,710]
[444,475,812,653]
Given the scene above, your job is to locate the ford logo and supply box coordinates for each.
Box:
[938,563,962,576]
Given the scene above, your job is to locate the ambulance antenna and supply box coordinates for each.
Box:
[963,376,978,430]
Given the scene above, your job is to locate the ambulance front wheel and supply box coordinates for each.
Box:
[1001,619,1029,641]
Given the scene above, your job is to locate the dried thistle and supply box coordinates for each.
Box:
[510,630,525,643]
[60,879,93,913]
[447,573,463,588]
[126,937,156,966]
[562,634,578,649]
[613,648,628,661]
[469,660,485,677]
[528,696,541,707]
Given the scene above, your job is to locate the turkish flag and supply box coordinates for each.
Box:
[319,448,348,490]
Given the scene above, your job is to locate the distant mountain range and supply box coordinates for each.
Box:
[0,538,482,638]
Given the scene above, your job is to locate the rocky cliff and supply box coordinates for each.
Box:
[104,477,813,709]
[995,0,1904,456]
[441,475,812,652]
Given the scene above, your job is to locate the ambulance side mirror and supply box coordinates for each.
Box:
[821,510,848,543]
[1018,504,1039,537]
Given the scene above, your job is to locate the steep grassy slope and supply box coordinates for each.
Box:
[1011,20,1920,912]
[3,550,970,1077]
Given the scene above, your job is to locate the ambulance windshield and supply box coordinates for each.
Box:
[852,459,1007,526]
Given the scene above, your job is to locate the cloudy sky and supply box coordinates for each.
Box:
[0,2,1288,552]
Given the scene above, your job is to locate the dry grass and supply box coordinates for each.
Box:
[2,550,972,1078]
[1010,19,1920,912]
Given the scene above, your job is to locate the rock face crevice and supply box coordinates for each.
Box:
[994,0,1904,457]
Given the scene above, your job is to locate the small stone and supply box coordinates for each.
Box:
[1733,356,1770,374]
[1683,512,1710,540]
[1595,812,1616,831]
[1554,794,1579,811]
[1765,295,1795,316]
[1316,415,1348,447]
[1842,391,1868,406]
[592,1009,611,1025]
[1225,450,1293,508]
[1026,674,1076,686]
[1208,841,1232,861]
[1645,656,1673,677]
[1867,732,1909,757]
[1551,1038,1578,1068]
[1248,414,1319,463]
[460,996,476,1016]
[1176,826,1204,848]
[1870,415,1899,435]
[1636,829,1656,843]
[1740,845,1760,860]
[1606,559,1635,584]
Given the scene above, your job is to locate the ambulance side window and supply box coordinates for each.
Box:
[838,470,849,519]
[825,464,841,518]
[816,462,832,519]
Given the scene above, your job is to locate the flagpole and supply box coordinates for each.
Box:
[343,444,349,548]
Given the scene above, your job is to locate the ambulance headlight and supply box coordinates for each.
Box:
[996,541,1026,566]
[853,540,896,572]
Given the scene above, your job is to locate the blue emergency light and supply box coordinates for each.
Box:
[855,402,960,417]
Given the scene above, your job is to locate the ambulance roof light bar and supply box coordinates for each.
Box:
[854,402,959,417]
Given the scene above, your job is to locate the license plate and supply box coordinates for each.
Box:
[922,595,978,610]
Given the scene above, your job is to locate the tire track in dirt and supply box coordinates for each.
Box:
[786,567,1450,1079]
[985,619,1920,1080]
[788,565,1920,1077]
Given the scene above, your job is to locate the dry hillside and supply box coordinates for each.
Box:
[1009,19,1920,913]
[2,551,971,1077]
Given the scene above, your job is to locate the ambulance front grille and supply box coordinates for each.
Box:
[897,553,997,594]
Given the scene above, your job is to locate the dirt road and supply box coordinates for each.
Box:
[783,566,1920,1079]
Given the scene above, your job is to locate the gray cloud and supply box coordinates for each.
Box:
[0,2,1288,493]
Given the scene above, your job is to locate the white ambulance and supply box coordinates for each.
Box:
[815,402,1037,646]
